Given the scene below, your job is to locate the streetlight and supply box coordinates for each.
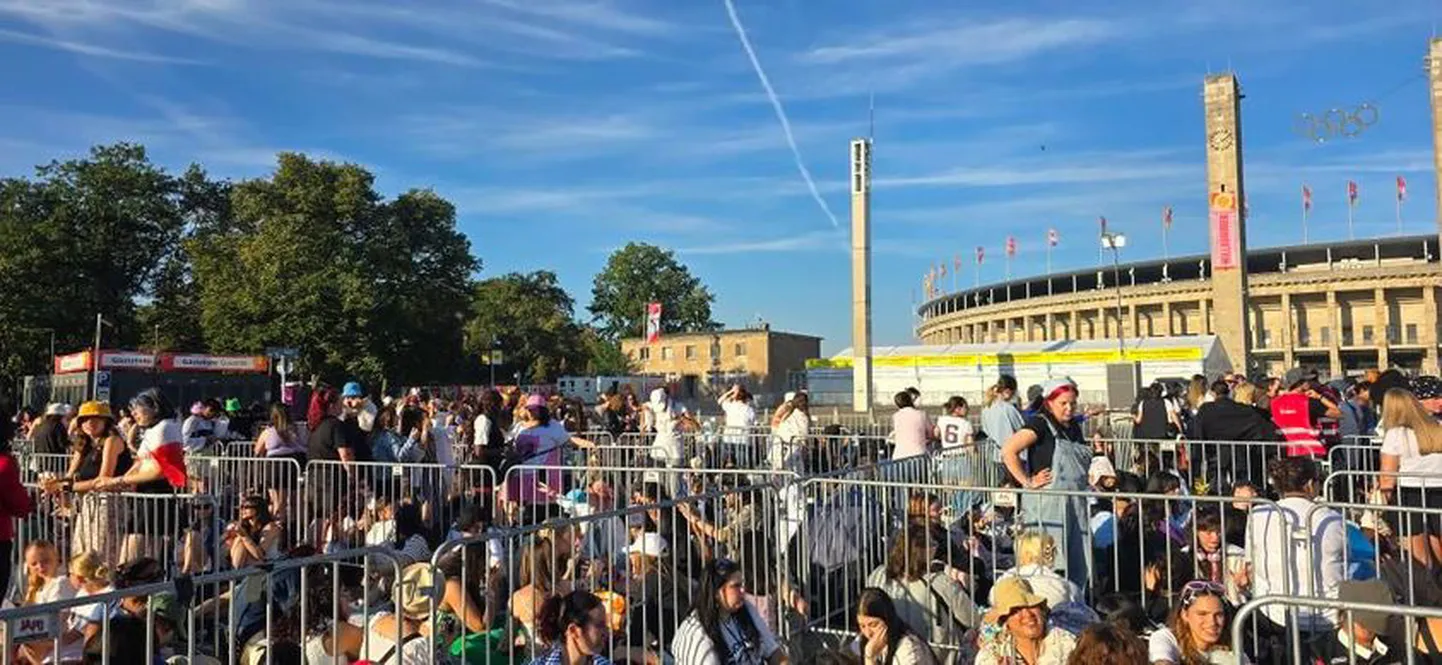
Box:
[1100,232,1127,357]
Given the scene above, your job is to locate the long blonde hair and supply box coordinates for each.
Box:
[1382,388,1442,454]
[69,551,109,589]
[1232,381,1257,406]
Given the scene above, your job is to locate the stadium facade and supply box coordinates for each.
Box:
[915,234,1442,378]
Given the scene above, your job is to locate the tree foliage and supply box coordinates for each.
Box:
[0,144,722,404]
[188,153,476,386]
[588,242,719,340]
[464,271,587,383]
[0,144,211,383]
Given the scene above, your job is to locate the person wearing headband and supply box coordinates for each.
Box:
[1001,378,1092,592]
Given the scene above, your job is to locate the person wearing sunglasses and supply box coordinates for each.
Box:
[673,559,786,665]
[528,590,614,665]
[1147,580,1247,665]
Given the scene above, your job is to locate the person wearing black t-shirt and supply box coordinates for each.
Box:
[1001,377,1092,592]
[308,388,371,463]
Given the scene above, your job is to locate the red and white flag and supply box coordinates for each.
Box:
[975,246,984,265]
[1302,184,1313,212]
[1162,206,1173,230]
[953,254,962,272]
[644,302,662,344]
[1047,228,1059,247]
[1398,175,1408,202]
[1348,180,1359,206]
[1006,236,1017,257]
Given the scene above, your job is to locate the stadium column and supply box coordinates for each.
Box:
[1425,286,1440,374]
[850,138,874,413]
[1374,287,1389,369]
[1281,292,1296,370]
[1430,39,1442,250]
[1203,74,1253,374]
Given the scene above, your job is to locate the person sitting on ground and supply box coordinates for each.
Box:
[1307,580,1403,665]
[1066,622,1148,665]
[854,587,938,665]
[866,524,979,646]
[525,590,616,665]
[672,558,787,665]
[1146,581,1248,665]
[993,530,1083,609]
[974,578,1077,665]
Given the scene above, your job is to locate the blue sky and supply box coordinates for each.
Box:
[0,0,1438,355]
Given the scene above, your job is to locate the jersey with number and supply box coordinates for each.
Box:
[936,415,974,449]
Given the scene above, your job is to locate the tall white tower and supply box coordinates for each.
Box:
[850,138,874,413]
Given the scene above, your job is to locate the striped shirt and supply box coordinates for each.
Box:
[671,602,779,665]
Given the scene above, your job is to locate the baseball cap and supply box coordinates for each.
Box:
[1337,580,1393,635]
[342,382,364,398]
[627,533,669,558]
[1283,366,1319,389]
[1412,375,1442,400]
[44,403,71,417]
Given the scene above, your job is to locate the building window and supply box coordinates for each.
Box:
[638,347,650,361]
[734,343,746,356]
[1362,325,1374,345]
[1320,327,1331,346]
[685,345,696,360]
[660,347,673,360]
[1408,324,1419,344]
[1262,331,1273,348]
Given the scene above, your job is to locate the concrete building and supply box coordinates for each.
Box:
[915,235,1442,378]
[621,325,822,401]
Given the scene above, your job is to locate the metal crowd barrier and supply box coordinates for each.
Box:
[14,489,214,580]
[0,546,405,665]
[1234,596,1442,665]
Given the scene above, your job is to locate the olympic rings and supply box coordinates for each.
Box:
[1293,102,1380,143]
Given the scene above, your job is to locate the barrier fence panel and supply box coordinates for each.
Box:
[1233,596,1442,665]
[19,454,72,485]
[1099,438,1298,493]
[304,461,483,554]
[0,546,405,665]
[791,474,1284,660]
[1306,496,1442,606]
[430,480,795,665]
[14,489,213,580]
[194,456,306,549]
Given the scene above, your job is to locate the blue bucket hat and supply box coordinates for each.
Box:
[342,382,364,398]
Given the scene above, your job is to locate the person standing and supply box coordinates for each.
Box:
[30,404,71,455]
[982,376,1026,478]
[0,413,32,600]
[890,391,935,460]
[1270,368,1340,458]
[1002,378,1093,591]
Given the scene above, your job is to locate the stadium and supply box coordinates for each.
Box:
[913,233,1442,379]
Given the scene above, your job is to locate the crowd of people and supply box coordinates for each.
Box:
[0,365,1434,665]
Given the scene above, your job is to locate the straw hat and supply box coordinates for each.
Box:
[990,578,1047,625]
[396,563,437,619]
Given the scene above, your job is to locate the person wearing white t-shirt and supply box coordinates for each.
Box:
[769,391,811,471]
[1377,387,1442,569]
[645,388,687,466]
[719,385,758,467]
[891,390,936,460]
[936,396,974,450]
[1245,457,1345,634]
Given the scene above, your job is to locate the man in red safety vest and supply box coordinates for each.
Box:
[1269,367,1342,458]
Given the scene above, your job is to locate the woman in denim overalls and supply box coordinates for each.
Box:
[1000,378,1092,592]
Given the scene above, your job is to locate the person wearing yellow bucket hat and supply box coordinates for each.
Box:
[42,401,133,563]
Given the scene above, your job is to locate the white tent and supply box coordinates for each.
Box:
[806,336,1230,407]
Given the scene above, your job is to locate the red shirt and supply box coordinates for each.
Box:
[0,453,33,540]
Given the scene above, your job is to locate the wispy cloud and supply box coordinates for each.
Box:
[0,26,204,64]
[802,17,1119,68]
[721,0,839,228]
[678,229,845,255]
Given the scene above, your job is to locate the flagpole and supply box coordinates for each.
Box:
[1046,244,1052,275]
[1162,225,1169,260]
[1303,199,1309,244]
[1397,195,1403,236]
[1348,203,1354,240]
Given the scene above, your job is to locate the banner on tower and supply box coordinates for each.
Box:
[1210,208,1240,270]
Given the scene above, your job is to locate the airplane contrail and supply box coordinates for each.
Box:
[721,0,840,228]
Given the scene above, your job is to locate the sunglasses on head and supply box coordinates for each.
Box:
[1179,580,1225,608]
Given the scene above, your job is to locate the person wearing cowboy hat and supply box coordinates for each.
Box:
[975,578,1077,665]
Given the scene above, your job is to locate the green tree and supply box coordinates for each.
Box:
[464,270,586,383]
[588,242,718,340]
[580,327,636,375]
[189,153,477,386]
[0,144,214,396]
